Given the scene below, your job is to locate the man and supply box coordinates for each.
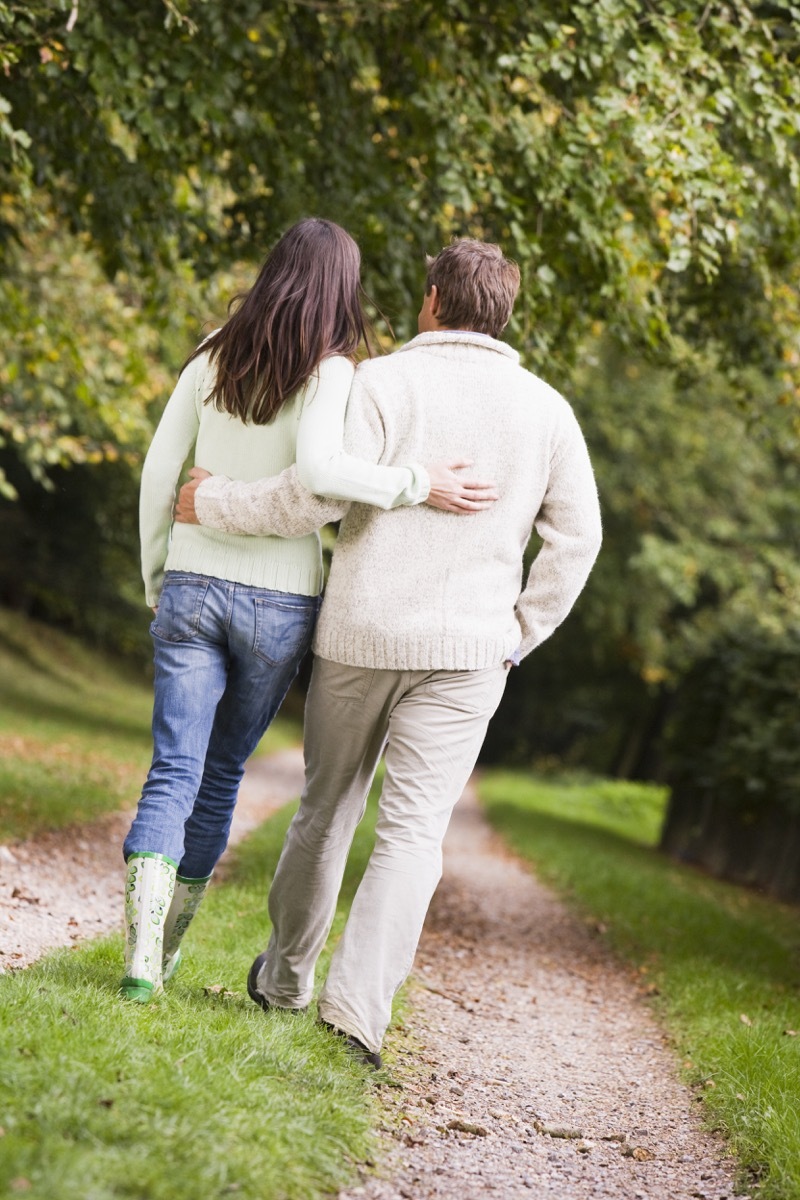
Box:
[175,239,602,1068]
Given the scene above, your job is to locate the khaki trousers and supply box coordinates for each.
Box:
[254,656,508,1052]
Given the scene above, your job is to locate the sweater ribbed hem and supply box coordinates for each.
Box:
[164,545,323,598]
[313,628,517,672]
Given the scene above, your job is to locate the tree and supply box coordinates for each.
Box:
[2,1,799,376]
[659,624,800,903]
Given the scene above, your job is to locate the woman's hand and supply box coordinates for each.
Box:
[425,459,500,514]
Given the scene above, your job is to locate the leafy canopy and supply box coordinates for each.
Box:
[2,1,799,381]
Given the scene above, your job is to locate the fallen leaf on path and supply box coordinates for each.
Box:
[446,1119,489,1137]
[535,1122,584,1139]
[622,1145,655,1161]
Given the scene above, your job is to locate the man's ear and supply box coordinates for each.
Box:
[428,284,440,315]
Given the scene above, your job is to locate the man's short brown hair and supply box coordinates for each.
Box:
[425,239,521,338]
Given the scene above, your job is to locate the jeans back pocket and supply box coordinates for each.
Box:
[151,575,210,643]
[252,596,318,666]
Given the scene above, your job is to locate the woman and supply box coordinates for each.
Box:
[121,218,482,1001]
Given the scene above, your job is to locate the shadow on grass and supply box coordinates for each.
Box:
[0,627,71,679]
[0,687,154,745]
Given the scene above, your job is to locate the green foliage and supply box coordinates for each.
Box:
[0,800,381,1200]
[578,343,800,682]
[481,769,800,1200]
[2,2,800,379]
[0,214,166,499]
[665,624,800,817]
[657,620,800,901]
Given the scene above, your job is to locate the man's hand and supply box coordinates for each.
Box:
[425,459,500,513]
[174,467,212,525]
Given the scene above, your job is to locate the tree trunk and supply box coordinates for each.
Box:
[660,787,800,904]
[613,688,673,781]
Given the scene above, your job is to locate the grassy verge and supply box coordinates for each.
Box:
[0,796,383,1200]
[480,770,800,1200]
[0,609,300,841]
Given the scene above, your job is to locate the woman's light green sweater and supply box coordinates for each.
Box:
[139,350,429,607]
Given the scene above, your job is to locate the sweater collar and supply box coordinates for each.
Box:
[398,330,520,363]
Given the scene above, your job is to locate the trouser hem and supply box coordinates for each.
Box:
[317,1003,380,1054]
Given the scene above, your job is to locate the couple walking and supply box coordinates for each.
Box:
[120,219,602,1069]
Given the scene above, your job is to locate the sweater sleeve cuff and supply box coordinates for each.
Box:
[403,463,431,505]
[194,474,238,532]
[145,583,162,609]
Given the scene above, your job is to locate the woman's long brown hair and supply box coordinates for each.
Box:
[185,218,372,424]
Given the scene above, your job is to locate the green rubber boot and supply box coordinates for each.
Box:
[119,853,177,1002]
[162,873,213,984]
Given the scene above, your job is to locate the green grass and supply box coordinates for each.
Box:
[481,770,800,1200]
[0,607,385,1197]
[0,797,385,1200]
[0,609,301,840]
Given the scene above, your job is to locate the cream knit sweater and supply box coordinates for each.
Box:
[194,331,602,670]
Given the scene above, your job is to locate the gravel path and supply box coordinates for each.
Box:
[340,786,741,1200]
[1,754,742,1198]
[0,748,306,970]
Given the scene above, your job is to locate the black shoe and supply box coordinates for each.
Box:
[247,953,306,1014]
[247,952,271,1010]
[320,1020,383,1070]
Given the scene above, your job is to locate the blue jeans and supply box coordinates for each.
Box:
[124,572,320,878]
